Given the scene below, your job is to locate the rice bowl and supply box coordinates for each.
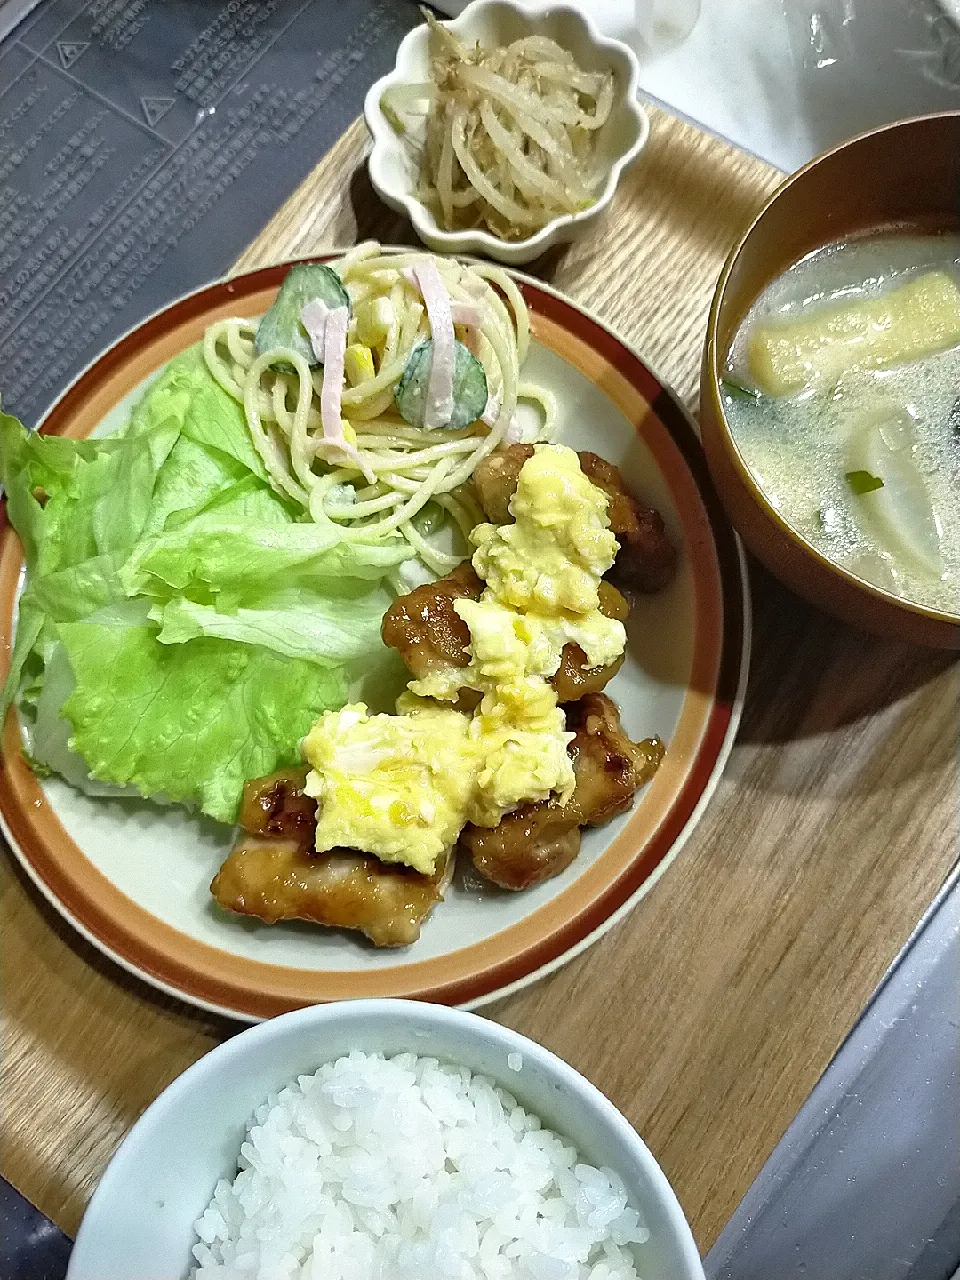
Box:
[192,1050,649,1278]
[66,1001,705,1280]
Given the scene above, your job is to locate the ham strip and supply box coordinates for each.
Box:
[306,303,376,484]
[320,306,349,436]
[402,267,481,332]
[481,390,501,427]
[503,416,525,444]
[450,301,482,328]
[301,299,329,360]
[411,261,456,429]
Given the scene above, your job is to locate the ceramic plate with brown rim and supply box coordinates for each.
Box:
[0,256,749,1021]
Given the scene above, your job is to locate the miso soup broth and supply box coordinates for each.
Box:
[724,232,960,616]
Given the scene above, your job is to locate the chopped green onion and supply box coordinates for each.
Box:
[720,375,761,401]
[845,469,885,495]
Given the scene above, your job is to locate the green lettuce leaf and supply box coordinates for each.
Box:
[121,524,409,608]
[91,416,181,558]
[0,414,116,576]
[58,604,344,823]
[159,471,297,534]
[27,554,126,623]
[2,599,45,714]
[152,583,393,665]
[128,347,267,481]
[0,411,183,706]
[143,436,251,536]
[2,550,130,711]
[128,348,278,540]
[1,411,185,573]
[30,642,130,797]
[0,412,43,568]
[2,345,414,826]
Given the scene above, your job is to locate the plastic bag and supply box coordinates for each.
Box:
[782,0,960,92]
[633,0,702,57]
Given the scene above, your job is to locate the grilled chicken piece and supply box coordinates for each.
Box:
[237,765,317,840]
[577,452,677,595]
[381,567,629,701]
[212,841,453,948]
[473,444,677,595]
[471,443,531,524]
[381,560,480,679]
[460,693,663,891]
[551,579,628,701]
[562,692,664,824]
[464,820,582,893]
[212,768,452,947]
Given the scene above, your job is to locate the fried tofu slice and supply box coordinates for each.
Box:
[460,693,663,891]
[473,444,677,595]
[211,768,452,947]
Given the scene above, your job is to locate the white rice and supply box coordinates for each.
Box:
[192,1051,651,1280]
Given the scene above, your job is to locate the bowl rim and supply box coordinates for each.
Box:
[704,109,960,629]
[68,998,706,1280]
[362,0,650,260]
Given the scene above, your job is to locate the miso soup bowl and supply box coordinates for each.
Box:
[701,112,960,648]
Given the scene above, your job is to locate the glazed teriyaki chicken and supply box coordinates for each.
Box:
[211,444,677,946]
[212,766,454,948]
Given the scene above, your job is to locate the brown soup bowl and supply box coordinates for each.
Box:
[701,112,960,648]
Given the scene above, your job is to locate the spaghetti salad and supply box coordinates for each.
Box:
[203,244,556,576]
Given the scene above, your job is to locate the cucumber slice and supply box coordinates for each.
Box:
[255,264,351,367]
[412,500,445,537]
[395,338,488,430]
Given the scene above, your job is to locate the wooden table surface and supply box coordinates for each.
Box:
[2,106,958,1253]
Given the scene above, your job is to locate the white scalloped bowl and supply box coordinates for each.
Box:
[364,1,649,266]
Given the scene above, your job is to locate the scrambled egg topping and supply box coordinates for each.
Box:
[304,697,473,876]
[302,445,626,875]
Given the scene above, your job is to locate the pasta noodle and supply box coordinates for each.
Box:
[202,244,556,575]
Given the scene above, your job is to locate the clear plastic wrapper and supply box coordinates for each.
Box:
[632,0,701,56]
[782,0,960,89]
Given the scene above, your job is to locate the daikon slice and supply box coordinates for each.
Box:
[847,409,944,578]
[845,550,898,594]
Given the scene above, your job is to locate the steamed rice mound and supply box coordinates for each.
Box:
[192,1051,650,1279]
